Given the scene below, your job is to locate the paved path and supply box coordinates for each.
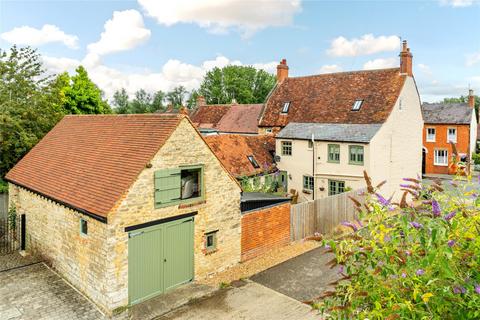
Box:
[156,280,320,320]
[0,262,106,320]
[251,247,341,303]
[0,253,42,272]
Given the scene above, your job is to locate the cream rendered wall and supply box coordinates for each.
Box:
[276,139,369,201]
[469,110,477,158]
[105,118,242,310]
[369,76,423,200]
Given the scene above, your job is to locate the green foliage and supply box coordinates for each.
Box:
[113,88,171,114]
[0,46,66,180]
[8,205,17,231]
[0,179,8,193]
[240,173,281,193]
[166,86,188,109]
[61,66,111,114]
[198,65,276,104]
[320,175,480,319]
[472,153,480,165]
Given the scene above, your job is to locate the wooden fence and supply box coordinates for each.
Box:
[290,189,366,241]
[0,193,7,219]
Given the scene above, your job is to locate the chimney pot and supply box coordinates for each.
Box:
[276,58,289,83]
[196,95,206,107]
[399,40,413,77]
[468,89,475,108]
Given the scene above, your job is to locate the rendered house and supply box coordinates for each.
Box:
[6,114,243,314]
[261,41,423,201]
[190,96,262,135]
[421,90,477,175]
[204,134,288,191]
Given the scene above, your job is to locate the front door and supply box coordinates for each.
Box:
[128,216,194,305]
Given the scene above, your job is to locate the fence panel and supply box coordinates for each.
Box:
[291,189,366,241]
[0,193,8,219]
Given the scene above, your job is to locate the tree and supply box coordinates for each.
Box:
[198,65,276,104]
[443,94,479,121]
[186,89,200,109]
[0,46,65,189]
[112,88,129,114]
[61,66,111,114]
[166,86,188,108]
[150,90,165,112]
[113,89,165,114]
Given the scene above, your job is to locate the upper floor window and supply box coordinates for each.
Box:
[434,149,448,166]
[281,141,292,156]
[349,145,364,165]
[447,128,457,143]
[328,144,340,163]
[352,100,363,111]
[281,102,290,113]
[154,165,204,208]
[247,155,260,168]
[426,128,436,142]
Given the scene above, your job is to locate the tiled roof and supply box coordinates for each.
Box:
[205,135,275,178]
[6,114,184,219]
[276,122,382,143]
[421,102,473,124]
[190,105,231,128]
[216,104,263,134]
[259,68,406,127]
[191,103,262,134]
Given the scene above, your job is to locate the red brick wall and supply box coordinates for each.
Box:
[241,202,291,261]
[423,124,471,174]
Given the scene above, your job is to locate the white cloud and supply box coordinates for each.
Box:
[319,64,343,74]
[42,54,277,101]
[417,63,432,75]
[363,57,397,70]
[466,51,480,66]
[86,9,151,60]
[439,0,477,7]
[1,24,79,49]
[138,0,302,37]
[327,34,400,57]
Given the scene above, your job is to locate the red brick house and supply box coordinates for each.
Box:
[421,90,477,175]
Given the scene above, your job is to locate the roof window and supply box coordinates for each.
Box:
[352,100,363,111]
[281,102,290,113]
[247,155,260,168]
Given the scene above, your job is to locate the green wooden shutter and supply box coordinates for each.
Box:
[154,169,181,208]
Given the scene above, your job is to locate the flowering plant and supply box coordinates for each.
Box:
[320,172,480,319]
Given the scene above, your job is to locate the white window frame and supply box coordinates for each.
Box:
[426,127,436,142]
[352,100,363,111]
[447,127,457,143]
[434,149,448,166]
[281,102,290,113]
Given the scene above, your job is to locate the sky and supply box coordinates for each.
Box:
[0,0,479,102]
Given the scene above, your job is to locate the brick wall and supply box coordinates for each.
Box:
[423,124,471,174]
[241,202,291,261]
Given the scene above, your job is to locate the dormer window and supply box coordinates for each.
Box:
[281,102,290,113]
[352,100,363,111]
[247,155,260,168]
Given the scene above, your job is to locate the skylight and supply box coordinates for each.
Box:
[247,155,260,168]
[352,100,363,111]
[281,102,290,113]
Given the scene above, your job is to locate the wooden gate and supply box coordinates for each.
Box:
[0,213,21,255]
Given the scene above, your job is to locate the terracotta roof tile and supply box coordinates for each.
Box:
[6,114,184,218]
[216,104,262,134]
[190,105,230,128]
[205,135,275,178]
[259,68,406,127]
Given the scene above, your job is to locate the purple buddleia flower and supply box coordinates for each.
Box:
[444,211,457,221]
[375,193,390,206]
[416,269,425,276]
[400,184,411,188]
[338,265,344,274]
[432,200,441,217]
[355,218,364,228]
[448,240,456,247]
[401,272,407,278]
[453,286,466,294]
[410,221,423,229]
[405,250,411,256]
[341,221,358,232]
[324,244,331,250]
[475,285,480,295]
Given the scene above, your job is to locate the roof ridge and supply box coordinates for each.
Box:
[64,113,184,118]
[286,67,401,81]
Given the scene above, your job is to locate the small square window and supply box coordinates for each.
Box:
[266,128,273,133]
[303,175,314,191]
[247,155,260,168]
[281,141,292,156]
[205,231,217,253]
[328,144,340,163]
[426,128,436,142]
[281,102,290,113]
[349,145,364,165]
[80,218,88,236]
[447,128,457,143]
[352,100,363,111]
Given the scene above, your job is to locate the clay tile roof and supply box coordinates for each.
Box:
[216,104,263,134]
[259,68,406,127]
[421,102,473,124]
[6,114,184,220]
[190,105,231,128]
[205,135,276,178]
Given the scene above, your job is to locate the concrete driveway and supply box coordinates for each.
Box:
[156,280,320,320]
[250,247,341,303]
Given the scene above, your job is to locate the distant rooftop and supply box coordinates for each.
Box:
[421,102,473,124]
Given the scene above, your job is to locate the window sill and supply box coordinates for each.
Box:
[327,161,340,164]
[434,163,448,167]
[349,162,364,166]
[426,140,435,143]
[178,199,206,209]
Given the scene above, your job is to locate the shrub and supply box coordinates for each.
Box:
[320,173,480,319]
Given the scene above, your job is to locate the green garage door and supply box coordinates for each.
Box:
[128,216,194,305]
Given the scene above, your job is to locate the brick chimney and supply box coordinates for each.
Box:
[179,106,189,115]
[468,89,475,108]
[196,95,206,107]
[276,59,289,83]
[399,40,413,76]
